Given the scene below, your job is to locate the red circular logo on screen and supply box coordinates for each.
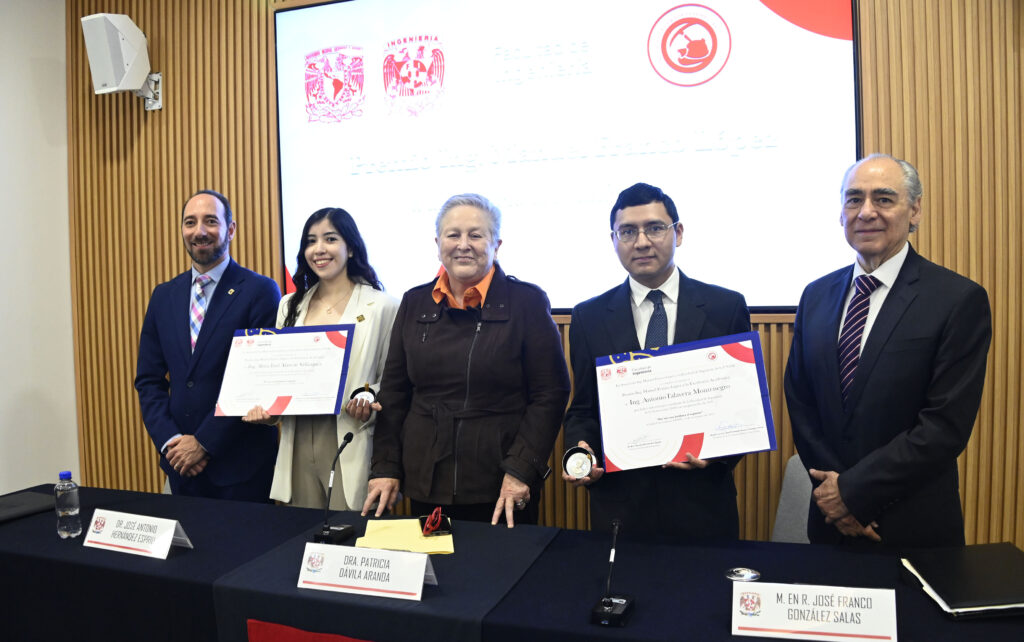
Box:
[648,4,732,87]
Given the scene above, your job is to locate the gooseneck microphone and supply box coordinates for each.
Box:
[604,519,621,601]
[591,518,635,626]
[313,431,355,545]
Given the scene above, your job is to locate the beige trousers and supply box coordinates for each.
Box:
[288,414,351,510]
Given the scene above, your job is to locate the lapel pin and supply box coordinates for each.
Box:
[228,288,235,295]
[356,314,365,322]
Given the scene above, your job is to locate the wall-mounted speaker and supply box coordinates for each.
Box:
[80,13,150,94]
[80,13,161,110]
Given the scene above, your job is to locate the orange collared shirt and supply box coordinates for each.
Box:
[431,265,496,309]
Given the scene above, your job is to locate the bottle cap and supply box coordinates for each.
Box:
[59,471,72,480]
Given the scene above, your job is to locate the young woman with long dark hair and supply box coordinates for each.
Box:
[245,207,398,509]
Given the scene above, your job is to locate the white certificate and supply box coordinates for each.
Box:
[215,325,354,416]
[595,331,776,472]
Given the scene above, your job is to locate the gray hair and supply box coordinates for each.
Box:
[842,153,923,232]
[435,193,502,243]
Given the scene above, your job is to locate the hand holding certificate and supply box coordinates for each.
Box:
[215,325,355,417]
[595,331,776,472]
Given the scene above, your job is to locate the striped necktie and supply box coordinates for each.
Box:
[645,289,668,349]
[190,274,213,352]
[838,274,881,403]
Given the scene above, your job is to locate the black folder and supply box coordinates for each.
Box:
[0,490,53,524]
[902,542,1024,618]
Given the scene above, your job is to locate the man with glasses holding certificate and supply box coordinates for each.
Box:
[563,182,750,541]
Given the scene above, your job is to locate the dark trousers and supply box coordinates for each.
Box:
[588,464,738,544]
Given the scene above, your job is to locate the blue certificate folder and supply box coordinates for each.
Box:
[231,324,355,416]
[595,331,776,467]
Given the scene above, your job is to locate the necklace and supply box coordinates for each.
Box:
[316,286,352,316]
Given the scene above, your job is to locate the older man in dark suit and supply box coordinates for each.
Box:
[563,182,750,542]
[785,155,991,547]
[135,190,280,501]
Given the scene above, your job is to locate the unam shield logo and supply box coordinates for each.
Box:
[600,368,612,380]
[306,552,325,573]
[739,591,762,616]
[92,516,106,534]
[305,46,365,123]
[648,4,732,87]
[382,36,445,116]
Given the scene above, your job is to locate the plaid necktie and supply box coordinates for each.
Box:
[189,274,213,352]
[838,274,881,402]
[645,289,668,349]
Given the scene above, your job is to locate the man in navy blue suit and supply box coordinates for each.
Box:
[135,190,281,501]
[785,155,991,547]
[562,183,750,542]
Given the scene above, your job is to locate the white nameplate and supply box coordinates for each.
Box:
[82,509,193,559]
[731,582,897,641]
[297,543,437,601]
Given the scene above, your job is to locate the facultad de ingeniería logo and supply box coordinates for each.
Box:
[648,4,732,87]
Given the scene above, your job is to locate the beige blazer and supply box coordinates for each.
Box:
[269,282,399,509]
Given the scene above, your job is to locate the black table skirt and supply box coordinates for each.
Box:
[4,485,1022,642]
[483,531,1024,641]
[0,485,323,642]
[213,514,558,642]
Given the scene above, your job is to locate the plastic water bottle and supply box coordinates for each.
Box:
[55,471,82,538]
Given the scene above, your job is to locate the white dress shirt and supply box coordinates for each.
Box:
[628,268,680,348]
[839,242,910,352]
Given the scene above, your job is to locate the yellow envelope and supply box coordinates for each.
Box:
[355,518,454,554]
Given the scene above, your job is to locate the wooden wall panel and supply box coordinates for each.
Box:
[66,0,1023,547]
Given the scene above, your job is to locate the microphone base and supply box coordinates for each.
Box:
[591,594,634,627]
[312,524,355,545]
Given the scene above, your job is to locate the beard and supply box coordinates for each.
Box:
[186,236,230,268]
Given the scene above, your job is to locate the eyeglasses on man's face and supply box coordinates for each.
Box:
[611,222,678,243]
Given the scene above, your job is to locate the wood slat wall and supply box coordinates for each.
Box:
[66,0,1023,545]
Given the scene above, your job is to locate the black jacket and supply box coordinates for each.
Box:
[785,246,991,547]
[563,269,750,540]
[371,264,570,504]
